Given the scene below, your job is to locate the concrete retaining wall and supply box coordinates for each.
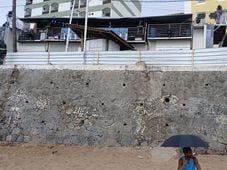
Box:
[0,66,227,153]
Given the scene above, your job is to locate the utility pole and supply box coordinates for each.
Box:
[82,0,89,64]
[12,0,17,52]
[65,0,76,52]
[83,0,89,53]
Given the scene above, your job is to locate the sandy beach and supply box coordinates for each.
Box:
[0,144,226,170]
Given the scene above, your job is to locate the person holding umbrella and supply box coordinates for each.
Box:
[178,147,201,170]
[161,134,208,170]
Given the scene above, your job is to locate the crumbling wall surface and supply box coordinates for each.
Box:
[0,66,227,153]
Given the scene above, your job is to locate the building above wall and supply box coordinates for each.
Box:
[190,0,227,25]
[24,0,142,18]
[15,14,194,52]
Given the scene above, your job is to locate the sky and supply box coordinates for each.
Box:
[0,0,184,26]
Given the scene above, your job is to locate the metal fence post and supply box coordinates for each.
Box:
[48,50,51,65]
[139,50,142,62]
[96,52,100,65]
[192,49,195,66]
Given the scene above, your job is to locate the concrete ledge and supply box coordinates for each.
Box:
[1,65,227,72]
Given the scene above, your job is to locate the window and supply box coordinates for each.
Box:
[196,12,206,24]
[80,0,87,8]
[102,8,111,17]
[71,0,79,9]
[42,5,49,14]
[197,12,206,19]
[51,3,58,13]
[26,0,33,5]
[103,0,111,4]
[24,8,31,17]
[197,0,205,3]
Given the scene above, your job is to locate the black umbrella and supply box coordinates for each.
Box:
[161,135,209,147]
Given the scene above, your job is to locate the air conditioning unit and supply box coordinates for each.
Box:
[195,18,206,25]
[137,26,144,35]
[195,13,206,25]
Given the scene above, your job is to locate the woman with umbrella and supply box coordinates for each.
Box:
[178,147,201,170]
[162,134,208,170]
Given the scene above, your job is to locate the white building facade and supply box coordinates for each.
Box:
[184,1,192,14]
[24,0,142,18]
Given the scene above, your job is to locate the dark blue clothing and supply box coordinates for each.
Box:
[181,156,196,170]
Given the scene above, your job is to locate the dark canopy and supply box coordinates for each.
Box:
[20,14,192,28]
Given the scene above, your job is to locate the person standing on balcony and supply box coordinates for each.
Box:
[0,40,7,65]
[216,5,223,24]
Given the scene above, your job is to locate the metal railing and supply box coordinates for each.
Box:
[4,48,227,66]
[99,27,146,41]
[18,26,146,42]
[148,23,192,39]
[18,27,79,41]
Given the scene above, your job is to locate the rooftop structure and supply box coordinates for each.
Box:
[184,0,227,25]
[16,14,193,52]
[24,0,142,18]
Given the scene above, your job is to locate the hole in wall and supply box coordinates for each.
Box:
[140,103,144,106]
[123,123,127,126]
[25,101,29,104]
[86,82,89,86]
[205,83,209,86]
[182,103,186,106]
[123,83,126,87]
[165,123,169,127]
[80,120,85,125]
[164,97,170,103]
[101,103,104,106]
[163,84,166,86]
[50,81,53,84]
[196,112,202,116]
[63,101,66,105]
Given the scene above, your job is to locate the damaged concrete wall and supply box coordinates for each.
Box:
[0,66,227,153]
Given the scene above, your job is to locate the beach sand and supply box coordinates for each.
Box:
[0,144,226,170]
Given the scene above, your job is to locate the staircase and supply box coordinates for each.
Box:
[214,25,227,47]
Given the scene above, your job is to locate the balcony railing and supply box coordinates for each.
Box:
[18,27,79,41]
[104,27,146,42]
[148,23,192,39]
[18,26,146,43]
